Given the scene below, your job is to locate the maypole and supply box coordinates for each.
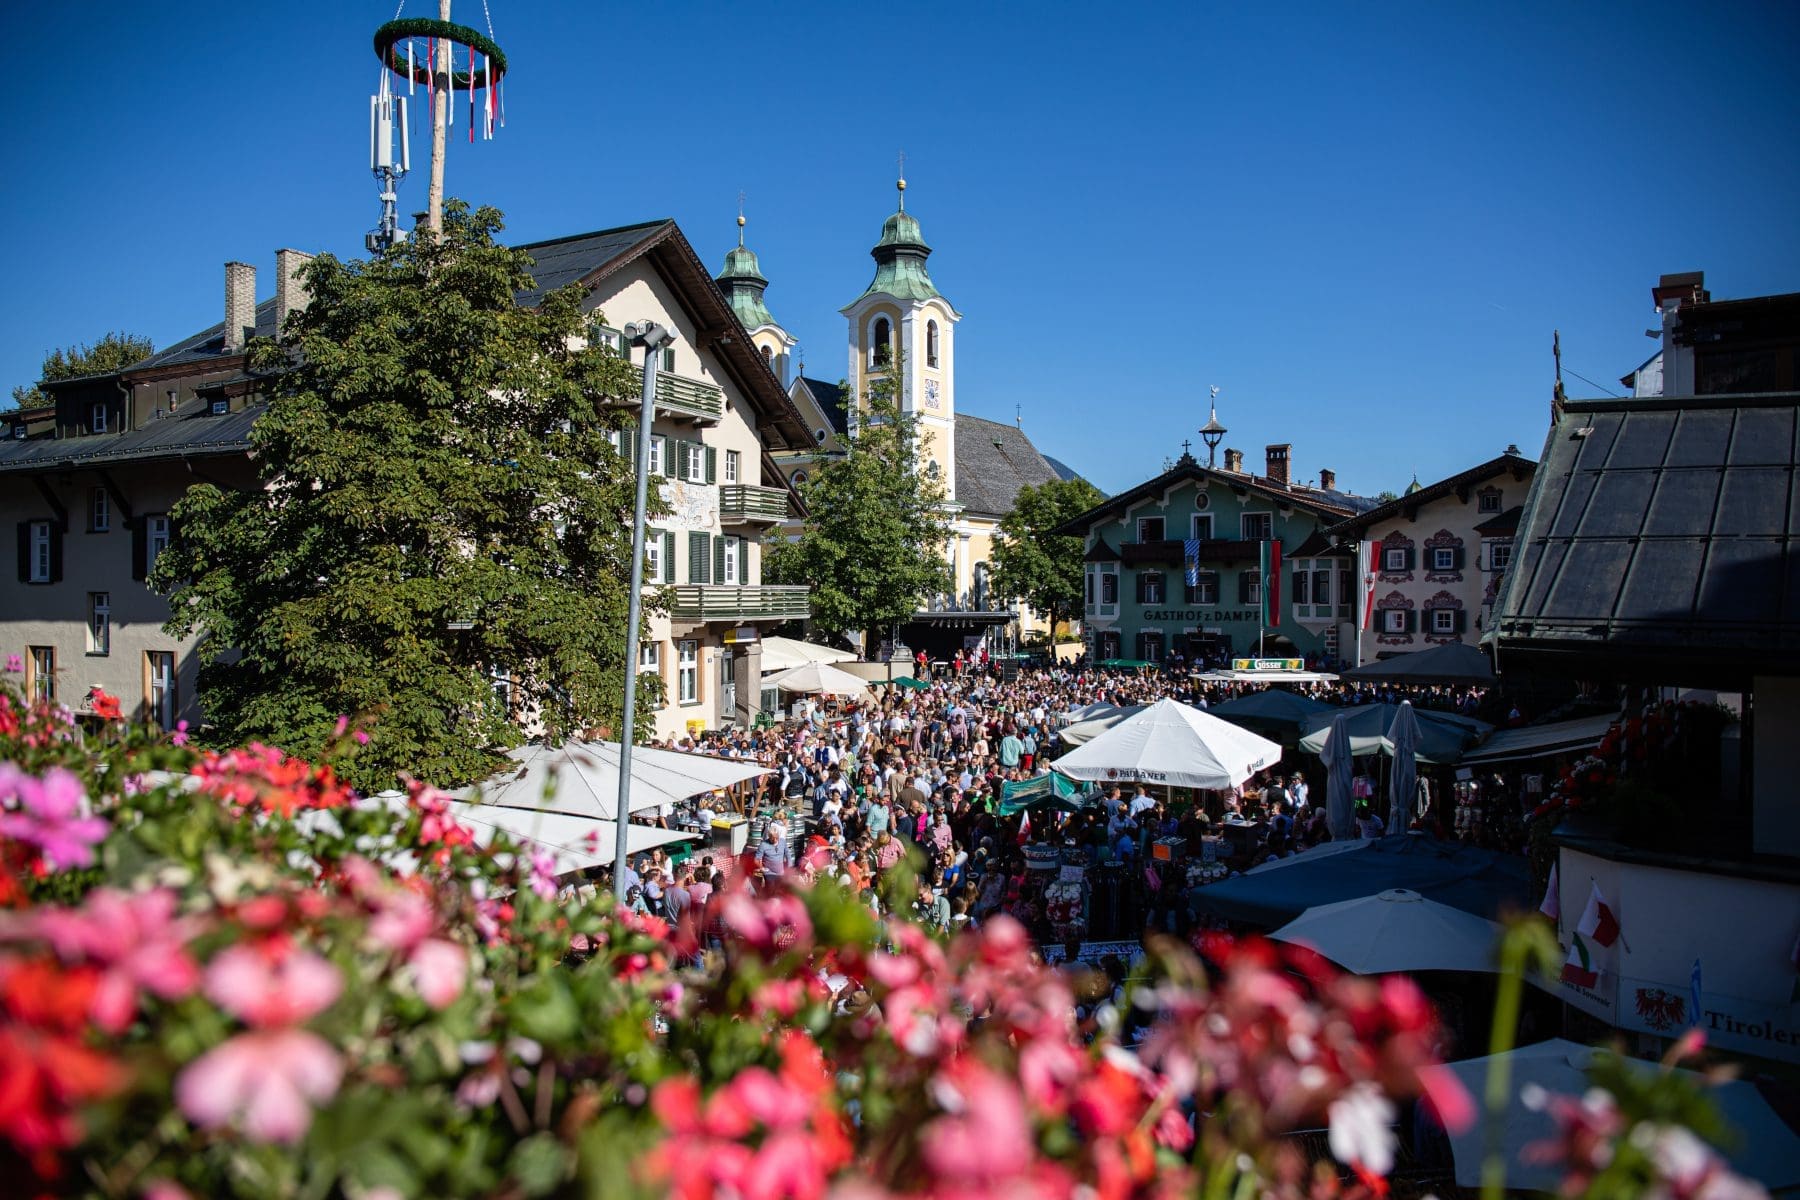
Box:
[373,3,508,242]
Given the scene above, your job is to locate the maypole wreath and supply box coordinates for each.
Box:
[374,16,507,142]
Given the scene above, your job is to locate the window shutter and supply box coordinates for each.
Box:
[1403,609,1416,633]
[1453,608,1467,633]
[1451,545,1464,570]
[663,530,675,580]
[1237,572,1250,604]
[131,519,147,582]
[688,531,709,583]
[705,446,717,484]
[14,522,27,582]
[713,535,726,584]
[48,525,63,583]
[1134,574,1146,604]
[1403,547,1416,571]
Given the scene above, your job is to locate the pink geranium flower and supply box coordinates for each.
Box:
[0,764,111,870]
[28,888,201,1033]
[402,937,467,1009]
[203,942,341,1028]
[174,1027,342,1143]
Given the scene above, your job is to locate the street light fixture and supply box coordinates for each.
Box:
[614,319,675,899]
[1199,385,1227,469]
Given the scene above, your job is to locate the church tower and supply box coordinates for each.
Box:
[840,175,962,496]
[716,211,796,386]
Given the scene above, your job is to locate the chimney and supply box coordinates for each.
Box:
[1265,443,1291,487]
[276,249,314,327]
[1223,447,1243,473]
[1318,467,1336,492]
[224,261,257,354]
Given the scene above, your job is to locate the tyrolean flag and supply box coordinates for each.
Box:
[1260,539,1281,627]
[1359,540,1384,630]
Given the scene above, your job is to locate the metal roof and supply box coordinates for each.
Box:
[1492,391,1800,684]
[0,405,262,474]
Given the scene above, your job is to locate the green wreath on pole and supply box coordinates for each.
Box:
[374,18,507,90]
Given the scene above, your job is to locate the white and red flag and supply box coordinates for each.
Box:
[1358,540,1383,630]
[1560,882,1621,989]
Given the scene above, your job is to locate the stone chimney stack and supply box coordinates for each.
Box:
[1265,444,1291,487]
[1319,467,1336,492]
[276,249,314,328]
[1223,447,1243,473]
[224,261,257,354]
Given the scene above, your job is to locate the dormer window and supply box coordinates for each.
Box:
[90,402,108,434]
[871,317,892,367]
[210,397,230,416]
[10,423,24,440]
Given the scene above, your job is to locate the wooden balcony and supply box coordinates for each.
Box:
[667,584,810,623]
[719,484,789,525]
[604,371,724,425]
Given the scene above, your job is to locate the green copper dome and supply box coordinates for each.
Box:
[850,207,942,304]
[717,242,778,331]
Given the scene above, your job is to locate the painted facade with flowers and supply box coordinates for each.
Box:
[1326,450,1536,655]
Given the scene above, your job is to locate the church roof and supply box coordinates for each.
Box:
[716,241,779,331]
[796,377,849,436]
[847,208,943,306]
[952,414,1062,519]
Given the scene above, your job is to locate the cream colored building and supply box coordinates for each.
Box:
[2,223,814,741]
[1324,448,1537,661]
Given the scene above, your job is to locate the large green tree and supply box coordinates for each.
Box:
[9,331,155,409]
[989,476,1106,639]
[154,202,652,790]
[764,368,950,646]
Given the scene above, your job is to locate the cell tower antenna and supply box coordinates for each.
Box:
[367,67,411,252]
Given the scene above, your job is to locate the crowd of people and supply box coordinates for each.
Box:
[607,657,1540,948]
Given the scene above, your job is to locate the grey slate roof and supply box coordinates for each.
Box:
[0,405,263,474]
[513,221,669,309]
[797,377,849,437]
[952,414,1062,518]
[1491,391,1800,685]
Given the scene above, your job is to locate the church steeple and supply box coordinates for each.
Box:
[716,211,779,332]
[847,174,942,306]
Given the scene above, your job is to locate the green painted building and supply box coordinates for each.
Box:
[1053,445,1378,665]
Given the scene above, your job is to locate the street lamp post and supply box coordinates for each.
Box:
[614,320,675,899]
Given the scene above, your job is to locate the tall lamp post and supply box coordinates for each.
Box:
[614,320,675,899]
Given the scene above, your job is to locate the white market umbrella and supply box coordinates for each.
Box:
[1324,711,1356,840]
[766,661,870,697]
[464,740,768,820]
[1443,1039,1800,1194]
[1058,704,1148,746]
[1387,701,1421,836]
[1269,888,1503,975]
[759,636,858,673]
[1051,698,1281,791]
[450,799,695,877]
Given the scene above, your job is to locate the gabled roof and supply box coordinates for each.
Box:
[1324,450,1537,538]
[514,220,814,451]
[1491,391,1800,686]
[794,376,849,437]
[1084,536,1120,562]
[1050,455,1358,538]
[952,414,1062,518]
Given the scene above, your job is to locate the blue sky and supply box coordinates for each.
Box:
[5,2,1796,496]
